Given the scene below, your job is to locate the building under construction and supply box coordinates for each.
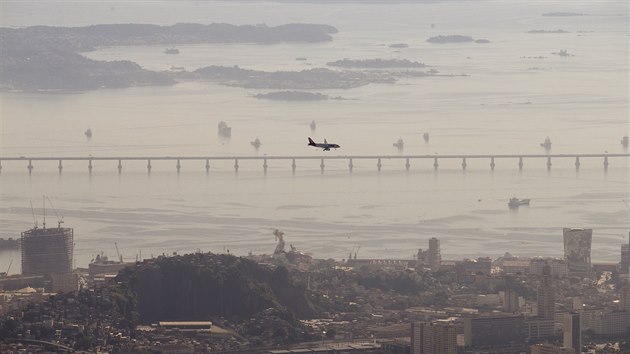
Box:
[21,225,73,276]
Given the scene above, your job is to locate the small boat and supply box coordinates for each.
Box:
[84,128,92,139]
[508,197,530,208]
[164,48,180,55]
[540,137,552,150]
[251,138,261,149]
[310,120,316,131]
[295,57,307,61]
[218,121,231,138]
[423,132,430,143]
[622,136,629,148]
[393,138,404,150]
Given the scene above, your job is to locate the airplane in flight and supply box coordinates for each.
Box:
[308,137,340,151]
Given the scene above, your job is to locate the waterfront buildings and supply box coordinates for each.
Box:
[562,228,592,276]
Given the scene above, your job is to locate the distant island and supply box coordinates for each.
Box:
[0,50,175,91]
[0,23,338,92]
[527,29,570,33]
[0,23,338,52]
[427,35,491,44]
[254,91,343,101]
[163,48,180,54]
[190,66,395,89]
[551,49,575,57]
[542,12,586,17]
[326,58,428,68]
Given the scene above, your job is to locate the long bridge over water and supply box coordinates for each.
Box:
[1,153,628,174]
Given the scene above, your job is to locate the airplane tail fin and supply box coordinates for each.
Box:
[308,137,316,146]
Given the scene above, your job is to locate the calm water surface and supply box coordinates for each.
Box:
[0,0,628,273]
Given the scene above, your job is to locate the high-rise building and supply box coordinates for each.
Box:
[525,318,555,342]
[563,228,592,276]
[563,312,581,352]
[622,231,630,275]
[530,257,568,277]
[503,289,520,313]
[411,321,457,354]
[428,237,441,270]
[21,225,73,276]
[537,262,555,320]
[464,315,525,348]
[621,243,629,275]
[620,282,630,313]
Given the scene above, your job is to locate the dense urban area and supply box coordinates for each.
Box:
[1,227,629,354]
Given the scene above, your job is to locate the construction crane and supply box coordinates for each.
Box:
[6,259,12,274]
[46,196,64,228]
[30,201,38,228]
[115,242,122,262]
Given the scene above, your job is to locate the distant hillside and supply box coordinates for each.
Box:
[0,23,337,91]
[116,253,319,324]
[0,49,175,91]
[0,23,338,52]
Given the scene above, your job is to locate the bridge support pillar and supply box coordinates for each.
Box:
[490,157,495,170]
[320,158,325,174]
[27,160,33,174]
[518,157,523,171]
[433,157,438,170]
[546,157,552,170]
[263,158,268,174]
[405,158,410,171]
[348,158,353,173]
[176,159,181,173]
[58,160,63,174]
[461,157,467,170]
[603,155,609,169]
[234,159,239,173]
[291,159,296,174]
[377,158,382,172]
[118,160,122,174]
[147,160,152,174]
[575,156,580,170]
[88,159,93,174]
[205,159,210,174]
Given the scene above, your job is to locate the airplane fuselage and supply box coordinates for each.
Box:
[308,137,340,151]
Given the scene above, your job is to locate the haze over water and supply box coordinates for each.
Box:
[1,0,628,273]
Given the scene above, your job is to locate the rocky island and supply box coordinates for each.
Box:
[527,29,570,33]
[254,91,343,101]
[327,58,428,68]
[427,35,490,44]
[190,66,395,89]
[542,12,586,17]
